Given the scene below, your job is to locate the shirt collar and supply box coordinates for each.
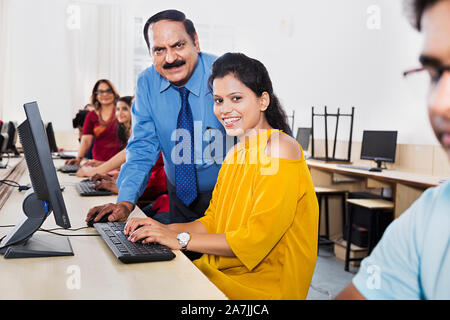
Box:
[159,53,203,97]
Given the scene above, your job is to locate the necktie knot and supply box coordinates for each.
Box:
[176,86,189,101]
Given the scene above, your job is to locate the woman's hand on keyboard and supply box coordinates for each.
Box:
[126,218,179,249]
[76,166,96,177]
[124,217,158,236]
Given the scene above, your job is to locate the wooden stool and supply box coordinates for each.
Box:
[344,198,394,271]
[315,187,347,246]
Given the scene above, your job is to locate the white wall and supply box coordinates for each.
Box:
[0,0,440,147]
[1,0,134,131]
[134,0,436,146]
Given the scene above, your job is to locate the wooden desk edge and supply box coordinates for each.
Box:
[307,160,446,189]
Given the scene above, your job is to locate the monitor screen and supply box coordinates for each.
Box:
[45,122,58,153]
[6,121,19,156]
[360,130,398,163]
[0,133,8,153]
[0,123,8,153]
[296,127,312,151]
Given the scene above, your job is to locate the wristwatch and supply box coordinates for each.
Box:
[176,232,191,251]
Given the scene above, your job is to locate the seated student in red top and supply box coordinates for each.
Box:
[77,96,169,221]
[67,79,123,165]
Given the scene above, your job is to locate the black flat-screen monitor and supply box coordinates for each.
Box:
[296,127,312,152]
[0,102,73,258]
[6,121,20,156]
[45,122,58,153]
[0,122,8,153]
[360,130,398,168]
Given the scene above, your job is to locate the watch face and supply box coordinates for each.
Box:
[178,232,190,242]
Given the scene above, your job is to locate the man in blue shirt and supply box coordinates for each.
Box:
[336,0,450,299]
[86,10,229,226]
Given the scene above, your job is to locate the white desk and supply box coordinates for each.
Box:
[0,159,227,300]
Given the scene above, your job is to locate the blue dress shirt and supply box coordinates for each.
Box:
[117,52,232,205]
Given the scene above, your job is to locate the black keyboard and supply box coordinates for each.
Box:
[337,164,382,172]
[95,222,176,264]
[59,164,80,173]
[76,180,113,196]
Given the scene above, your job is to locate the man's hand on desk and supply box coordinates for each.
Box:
[85,201,134,224]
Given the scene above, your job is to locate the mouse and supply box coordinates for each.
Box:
[87,212,112,227]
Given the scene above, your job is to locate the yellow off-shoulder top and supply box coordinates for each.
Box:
[194,129,319,300]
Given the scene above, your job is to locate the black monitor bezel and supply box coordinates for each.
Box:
[360,130,398,164]
[21,102,71,228]
[45,122,58,153]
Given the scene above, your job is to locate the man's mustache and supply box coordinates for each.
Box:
[163,60,186,70]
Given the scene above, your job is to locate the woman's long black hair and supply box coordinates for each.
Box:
[208,52,292,135]
[116,96,133,149]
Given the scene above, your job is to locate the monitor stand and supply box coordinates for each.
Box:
[0,190,74,259]
[1,234,73,258]
[369,160,384,172]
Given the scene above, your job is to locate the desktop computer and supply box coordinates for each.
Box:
[338,130,398,172]
[6,121,20,157]
[0,102,73,258]
[46,122,77,160]
[45,122,59,153]
[0,123,10,168]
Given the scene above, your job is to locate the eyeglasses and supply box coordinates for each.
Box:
[403,64,450,100]
[95,89,114,96]
[403,65,450,86]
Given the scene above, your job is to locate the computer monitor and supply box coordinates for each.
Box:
[0,123,9,167]
[45,122,58,153]
[0,122,8,152]
[0,133,8,153]
[0,102,73,258]
[360,130,398,169]
[6,121,20,157]
[296,127,312,152]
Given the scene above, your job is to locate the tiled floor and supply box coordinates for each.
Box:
[306,245,359,300]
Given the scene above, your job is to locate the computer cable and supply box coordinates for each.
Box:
[0,179,31,192]
[38,227,100,237]
[0,225,99,237]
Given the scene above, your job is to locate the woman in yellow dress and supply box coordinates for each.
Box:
[124,52,318,300]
